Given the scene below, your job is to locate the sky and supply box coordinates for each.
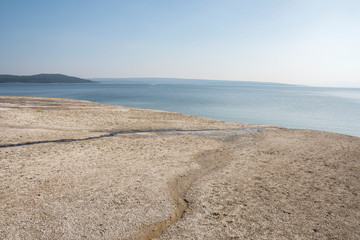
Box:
[0,0,359,87]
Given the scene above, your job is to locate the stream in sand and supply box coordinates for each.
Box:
[1,125,280,239]
[0,127,277,148]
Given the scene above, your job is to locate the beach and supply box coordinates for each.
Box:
[0,96,359,239]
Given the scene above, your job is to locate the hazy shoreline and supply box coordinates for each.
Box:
[1,96,359,239]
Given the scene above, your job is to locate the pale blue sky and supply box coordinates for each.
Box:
[0,0,359,87]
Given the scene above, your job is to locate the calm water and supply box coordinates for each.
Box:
[1,82,360,137]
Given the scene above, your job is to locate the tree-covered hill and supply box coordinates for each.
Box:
[0,74,93,83]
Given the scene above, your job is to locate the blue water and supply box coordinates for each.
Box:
[1,82,360,137]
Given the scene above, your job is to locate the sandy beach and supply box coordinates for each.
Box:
[0,96,359,239]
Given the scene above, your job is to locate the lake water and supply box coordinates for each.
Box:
[1,82,360,137]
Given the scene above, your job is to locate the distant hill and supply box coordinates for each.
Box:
[0,74,93,83]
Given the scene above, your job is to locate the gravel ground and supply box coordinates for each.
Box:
[0,96,359,239]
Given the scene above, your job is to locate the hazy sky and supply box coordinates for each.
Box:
[1,0,359,87]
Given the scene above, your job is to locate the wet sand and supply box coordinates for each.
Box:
[0,96,359,239]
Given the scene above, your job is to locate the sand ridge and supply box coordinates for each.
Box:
[0,96,359,239]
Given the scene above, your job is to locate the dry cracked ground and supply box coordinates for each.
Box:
[0,96,359,239]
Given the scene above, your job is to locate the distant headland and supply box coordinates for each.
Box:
[0,74,93,83]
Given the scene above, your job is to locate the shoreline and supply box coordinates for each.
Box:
[2,83,360,138]
[1,96,359,239]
